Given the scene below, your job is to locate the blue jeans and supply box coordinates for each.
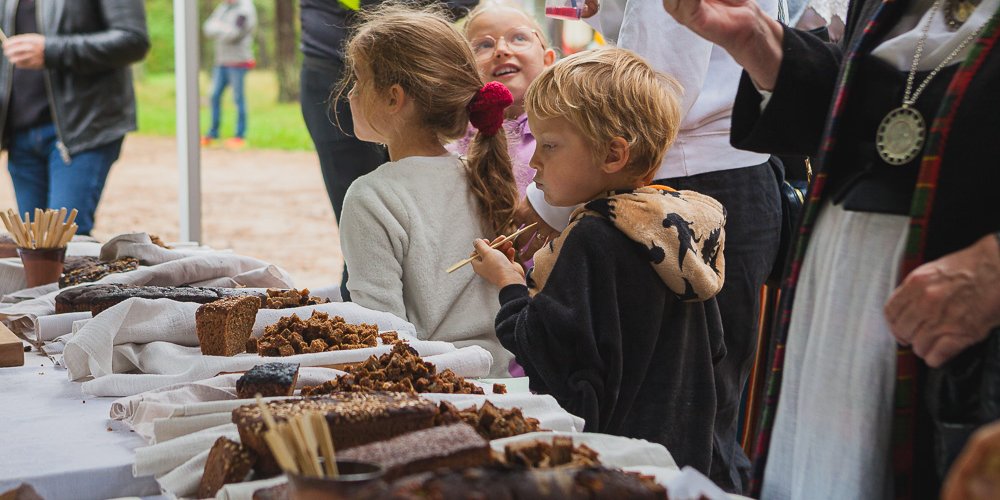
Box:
[207,65,248,139]
[7,124,123,235]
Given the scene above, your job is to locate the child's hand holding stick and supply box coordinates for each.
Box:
[470,236,527,288]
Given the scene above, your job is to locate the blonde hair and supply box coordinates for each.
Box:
[336,3,516,236]
[524,48,683,178]
[464,1,550,48]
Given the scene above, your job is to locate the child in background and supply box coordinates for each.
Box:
[338,4,517,377]
[449,1,555,198]
[471,48,729,473]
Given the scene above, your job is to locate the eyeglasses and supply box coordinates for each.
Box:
[469,27,542,62]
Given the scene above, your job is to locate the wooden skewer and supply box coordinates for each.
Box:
[312,411,339,478]
[44,210,59,248]
[445,222,538,273]
[255,395,300,474]
[1,211,25,247]
[297,415,323,477]
[58,224,77,248]
[52,208,68,246]
[0,27,7,43]
[4,210,25,247]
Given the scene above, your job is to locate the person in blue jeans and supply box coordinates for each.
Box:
[0,0,149,235]
[203,0,256,149]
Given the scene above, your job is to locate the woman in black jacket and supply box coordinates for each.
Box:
[0,0,149,235]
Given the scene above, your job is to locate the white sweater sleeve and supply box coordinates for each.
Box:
[339,177,409,322]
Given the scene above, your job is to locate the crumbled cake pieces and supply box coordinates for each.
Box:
[232,392,438,477]
[254,311,378,356]
[197,437,256,499]
[196,295,262,356]
[339,423,490,480]
[263,288,329,309]
[499,436,601,468]
[435,400,541,440]
[379,331,400,344]
[58,257,139,288]
[380,466,667,499]
[236,363,300,398]
[300,342,484,396]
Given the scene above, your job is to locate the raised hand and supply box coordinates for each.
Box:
[663,0,785,89]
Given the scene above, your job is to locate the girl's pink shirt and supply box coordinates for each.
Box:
[446,113,536,197]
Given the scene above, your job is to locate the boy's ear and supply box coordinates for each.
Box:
[386,84,406,114]
[543,48,557,66]
[600,137,630,174]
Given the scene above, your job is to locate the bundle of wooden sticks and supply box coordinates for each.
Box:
[0,208,78,249]
[256,395,340,478]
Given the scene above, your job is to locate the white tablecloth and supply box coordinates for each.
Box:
[0,345,159,500]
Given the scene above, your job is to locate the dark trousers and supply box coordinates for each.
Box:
[657,159,781,493]
[300,57,388,299]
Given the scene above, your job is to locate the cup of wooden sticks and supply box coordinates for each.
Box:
[254,396,384,499]
[1,208,78,287]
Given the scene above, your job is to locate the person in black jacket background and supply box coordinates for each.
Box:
[0,0,149,235]
[298,0,476,300]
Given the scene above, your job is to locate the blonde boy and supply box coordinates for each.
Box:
[472,48,729,475]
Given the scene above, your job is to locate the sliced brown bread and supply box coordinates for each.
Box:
[339,423,489,480]
[197,437,256,498]
[196,295,262,356]
[236,363,300,398]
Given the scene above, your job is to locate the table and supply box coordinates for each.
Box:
[0,343,160,500]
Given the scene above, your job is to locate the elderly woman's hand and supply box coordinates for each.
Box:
[885,234,1000,368]
[942,420,1000,500]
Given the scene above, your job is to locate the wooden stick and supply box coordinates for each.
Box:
[50,208,67,248]
[1,212,25,247]
[23,212,37,248]
[445,222,538,273]
[255,395,300,474]
[58,224,77,248]
[0,27,7,43]
[4,210,25,247]
[44,210,60,248]
[297,414,323,478]
[312,412,339,478]
[290,417,321,477]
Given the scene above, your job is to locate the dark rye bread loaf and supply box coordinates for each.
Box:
[338,423,489,480]
[196,295,262,356]
[54,284,267,315]
[236,363,300,398]
[232,392,438,477]
[197,437,256,498]
[58,257,139,288]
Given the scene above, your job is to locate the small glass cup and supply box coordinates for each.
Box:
[18,246,66,288]
[545,0,583,20]
[286,460,384,500]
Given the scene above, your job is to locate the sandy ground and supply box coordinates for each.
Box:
[0,135,344,289]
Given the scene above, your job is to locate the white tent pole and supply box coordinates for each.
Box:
[174,0,202,243]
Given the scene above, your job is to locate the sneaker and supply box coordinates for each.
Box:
[200,136,215,147]
[225,137,246,150]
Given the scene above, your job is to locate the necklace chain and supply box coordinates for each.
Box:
[903,0,992,106]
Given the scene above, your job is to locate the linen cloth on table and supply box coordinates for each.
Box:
[0,247,294,342]
[59,297,487,397]
[111,368,344,440]
[134,392,585,499]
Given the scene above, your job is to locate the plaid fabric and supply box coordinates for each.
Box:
[748,1,1000,497]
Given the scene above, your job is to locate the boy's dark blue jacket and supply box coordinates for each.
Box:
[495,187,728,477]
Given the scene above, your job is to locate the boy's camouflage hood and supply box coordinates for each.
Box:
[529,186,726,301]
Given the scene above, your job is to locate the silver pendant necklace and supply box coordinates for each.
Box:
[875,0,992,165]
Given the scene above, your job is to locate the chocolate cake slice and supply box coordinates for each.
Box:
[236,363,300,398]
[339,423,489,480]
[196,295,262,356]
[232,392,438,477]
[197,437,256,499]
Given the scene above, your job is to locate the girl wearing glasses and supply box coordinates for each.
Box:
[448,2,567,254]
